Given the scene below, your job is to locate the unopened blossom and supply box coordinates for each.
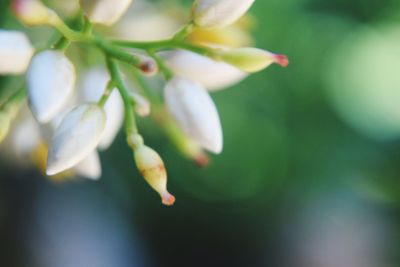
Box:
[80,69,124,149]
[0,30,34,75]
[187,15,254,48]
[130,134,175,206]
[27,50,75,123]
[218,47,289,73]
[192,0,255,28]
[12,0,56,26]
[0,112,11,144]
[164,50,247,91]
[74,151,102,180]
[46,104,106,176]
[164,77,223,154]
[128,91,151,117]
[80,0,132,26]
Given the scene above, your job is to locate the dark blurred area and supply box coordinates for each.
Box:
[1,0,400,266]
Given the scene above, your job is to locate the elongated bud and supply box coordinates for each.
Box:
[164,77,223,154]
[27,50,75,123]
[12,0,56,26]
[218,47,289,73]
[0,30,34,75]
[80,0,132,26]
[192,0,255,28]
[164,50,247,91]
[80,69,123,149]
[128,91,151,117]
[74,151,102,180]
[0,111,11,144]
[46,104,106,176]
[130,134,175,206]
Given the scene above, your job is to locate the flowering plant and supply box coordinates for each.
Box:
[0,0,288,205]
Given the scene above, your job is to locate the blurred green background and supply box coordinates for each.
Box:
[1,0,400,266]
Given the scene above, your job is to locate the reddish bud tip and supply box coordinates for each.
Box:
[11,0,24,15]
[161,191,176,206]
[273,54,289,67]
[139,59,158,76]
[194,153,210,168]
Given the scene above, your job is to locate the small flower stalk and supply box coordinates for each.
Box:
[1,0,288,204]
[129,134,175,206]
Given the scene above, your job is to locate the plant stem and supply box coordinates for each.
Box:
[111,38,212,56]
[147,50,173,81]
[106,58,138,135]
[98,80,115,107]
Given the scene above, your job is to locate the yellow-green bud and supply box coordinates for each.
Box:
[12,0,57,26]
[0,112,11,144]
[218,47,289,73]
[133,143,175,206]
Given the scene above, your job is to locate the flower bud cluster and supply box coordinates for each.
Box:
[0,0,288,205]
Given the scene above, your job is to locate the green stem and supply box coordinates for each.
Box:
[0,86,27,119]
[52,16,90,42]
[128,69,159,104]
[110,39,212,56]
[98,80,115,107]
[147,50,173,81]
[94,38,142,66]
[53,36,71,51]
[106,58,138,135]
[171,22,194,42]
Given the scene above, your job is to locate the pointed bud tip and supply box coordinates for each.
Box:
[273,54,289,67]
[194,153,210,168]
[139,59,158,76]
[161,191,176,206]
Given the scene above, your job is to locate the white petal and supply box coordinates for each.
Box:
[80,0,132,26]
[0,30,34,75]
[164,77,223,154]
[27,50,75,123]
[80,69,124,149]
[46,104,106,175]
[73,150,102,180]
[163,50,247,91]
[12,117,41,156]
[192,0,255,28]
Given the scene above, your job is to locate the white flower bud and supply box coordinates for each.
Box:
[128,91,151,117]
[192,0,255,28]
[163,50,247,91]
[46,104,106,176]
[80,0,132,26]
[133,142,175,206]
[74,151,102,180]
[164,77,223,154]
[0,112,11,144]
[27,50,76,123]
[80,69,124,149]
[0,30,34,75]
[218,47,289,73]
[12,0,56,26]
